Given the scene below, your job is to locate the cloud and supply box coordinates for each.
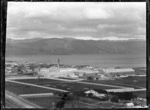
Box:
[7,2,113,20]
[71,27,97,32]
[97,24,117,29]
[7,2,146,40]
[84,7,112,19]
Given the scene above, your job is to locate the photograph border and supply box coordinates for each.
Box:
[1,0,149,109]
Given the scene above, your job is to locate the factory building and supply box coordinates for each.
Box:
[102,68,135,76]
[105,88,135,93]
[39,67,78,78]
[38,58,78,78]
[59,68,77,73]
[102,68,135,73]
[77,69,99,74]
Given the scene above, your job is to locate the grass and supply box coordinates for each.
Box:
[15,78,64,84]
[15,76,146,89]
[8,77,146,99]
[25,96,61,108]
[26,96,95,108]
[43,82,118,92]
[6,78,141,109]
[14,78,118,93]
[58,77,77,80]
[133,91,146,98]
[5,82,62,95]
[82,76,146,89]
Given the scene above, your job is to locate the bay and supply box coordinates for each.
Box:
[6,53,146,68]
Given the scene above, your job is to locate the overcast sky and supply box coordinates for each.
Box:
[7,2,146,41]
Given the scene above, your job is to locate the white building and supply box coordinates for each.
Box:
[39,67,78,78]
[126,102,134,107]
[85,90,106,98]
[102,68,135,74]
[76,69,99,74]
[59,68,77,73]
[106,88,135,92]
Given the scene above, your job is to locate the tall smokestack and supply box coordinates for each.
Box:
[58,58,60,68]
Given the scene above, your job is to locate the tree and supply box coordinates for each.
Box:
[88,93,93,97]
[87,76,93,81]
[17,64,26,74]
[110,96,119,103]
[55,100,65,110]
[66,93,76,101]
[29,64,38,74]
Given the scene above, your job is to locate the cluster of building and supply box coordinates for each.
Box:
[5,61,19,75]
[5,60,136,80]
[36,59,135,79]
[5,60,147,108]
[63,88,147,108]
[39,66,135,80]
[5,61,39,75]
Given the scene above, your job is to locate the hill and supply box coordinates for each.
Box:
[6,38,146,56]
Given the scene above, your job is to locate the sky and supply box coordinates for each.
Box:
[7,2,146,41]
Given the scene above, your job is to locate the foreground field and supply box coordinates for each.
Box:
[6,76,146,99]
[82,76,146,89]
[133,91,146,98]
[14,78,121,93]
[6,80,118,108]
[25,96,96,108]
[5,76,147,108]
[81,76,146,98]
[5,82,62,95]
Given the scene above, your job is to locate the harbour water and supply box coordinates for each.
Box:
[6,53,146,68]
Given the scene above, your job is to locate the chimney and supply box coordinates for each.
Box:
[58,58,60,68]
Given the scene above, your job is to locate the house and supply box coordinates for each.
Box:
[105,88,135,93]
[84,89,106,98]
[83,73,101,80]
[67,73,78,78]
[102,68,135,77]
[102,68,135,74]
[125,102,134,107]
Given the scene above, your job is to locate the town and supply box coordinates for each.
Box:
[5,60,147,108]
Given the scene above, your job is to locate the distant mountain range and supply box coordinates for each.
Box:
[6,38,146,56]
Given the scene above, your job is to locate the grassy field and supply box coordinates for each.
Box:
[58,77,77,80]
[26,97,95,108]
[7,77,147,99]
[26,96,121,108]
[5,82,62,95]
[6,78,145,109]
[14,78,119,93]
[39,81,118,92]
[83,76,146,89]
[133,91,146,98]
[5,80,97,108]
[25,96,61,108]
[15,76,146,89]
[15,78,65,84]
